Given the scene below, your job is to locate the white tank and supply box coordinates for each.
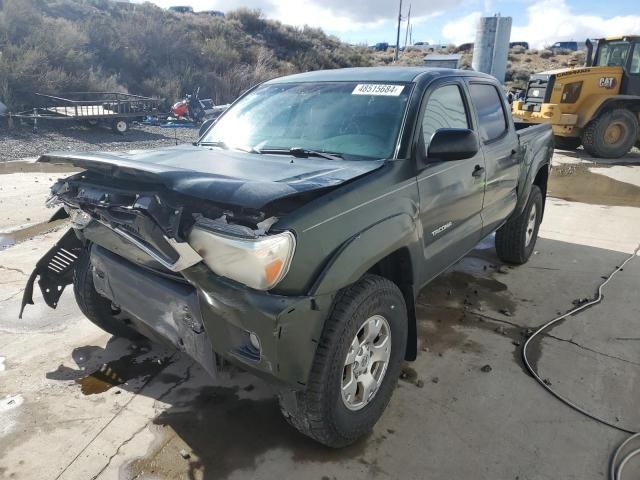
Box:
[472,16,512,83]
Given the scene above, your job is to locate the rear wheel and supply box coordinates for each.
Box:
[554,135,581,150]
[495,185,543,264]
[111,118,129,134]
[582,109,638,159]
[278,274,407,447]
[73,249,143,340]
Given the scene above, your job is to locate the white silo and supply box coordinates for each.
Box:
[472,15,512,83]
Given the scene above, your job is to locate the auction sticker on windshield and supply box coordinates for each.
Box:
[352,84,405,96]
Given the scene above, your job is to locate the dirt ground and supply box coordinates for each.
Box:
[1,142,639,480]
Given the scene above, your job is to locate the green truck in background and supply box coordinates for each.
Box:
[21,67,553,447]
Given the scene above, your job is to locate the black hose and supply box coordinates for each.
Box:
[520,245,640,478]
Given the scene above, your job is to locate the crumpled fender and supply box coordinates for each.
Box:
[309,213,421,296]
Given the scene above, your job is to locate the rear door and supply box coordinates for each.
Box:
[416,78,486,283]
[466,81,520,235]
[622,41,640,96]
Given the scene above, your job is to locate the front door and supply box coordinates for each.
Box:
[622,41,640,96]
[416,80,486,284]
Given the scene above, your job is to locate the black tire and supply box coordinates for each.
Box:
[73,249,142,340]
[278,274,408,447]
[554,135,581,150]
[582,109,638,159]
[495,185,543,265]
[198,118,215,137]
[111,118,129,134]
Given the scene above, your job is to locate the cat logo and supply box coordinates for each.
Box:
[598,77,617,89]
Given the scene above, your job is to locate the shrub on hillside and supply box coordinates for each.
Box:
[0,0,372,110]
[539,49,554,58]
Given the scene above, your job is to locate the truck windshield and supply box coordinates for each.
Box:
[596,41,631,67]
[201,82,411,160]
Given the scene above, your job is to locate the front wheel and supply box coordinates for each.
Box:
[582,109,638,159]
[495,185,543,264]
[279,274,407,447]
[73,249,143,340]
[554,135,581,150]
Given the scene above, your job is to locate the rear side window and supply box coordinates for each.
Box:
[630,44,640,74]
[469,83,508,142]
[422,84,469,146]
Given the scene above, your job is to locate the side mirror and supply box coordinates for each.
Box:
[427,128,479,161]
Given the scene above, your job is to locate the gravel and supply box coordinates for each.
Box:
[0,122,200,162]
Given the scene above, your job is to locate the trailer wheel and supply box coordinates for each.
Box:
[553,135,581,150]
[278,274,407,447]
[112,119,129,134]
[582,109,638,159]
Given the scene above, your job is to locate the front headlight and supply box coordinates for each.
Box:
[187,227,296,290]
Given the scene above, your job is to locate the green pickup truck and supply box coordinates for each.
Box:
[22,67,553,447]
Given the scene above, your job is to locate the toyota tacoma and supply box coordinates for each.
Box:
[21,67,553,447]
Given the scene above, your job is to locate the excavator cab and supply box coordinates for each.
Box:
[588,38,640,95]
[513,36,640,158]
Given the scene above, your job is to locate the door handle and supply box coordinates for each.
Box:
[472,165,485,178]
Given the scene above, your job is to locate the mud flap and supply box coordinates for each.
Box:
[19,229,83,318]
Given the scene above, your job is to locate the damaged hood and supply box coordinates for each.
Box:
[39,145,385,209]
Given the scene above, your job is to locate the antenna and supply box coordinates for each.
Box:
[394,0,402,61]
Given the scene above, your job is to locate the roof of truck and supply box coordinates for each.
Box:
[266,67,494,84]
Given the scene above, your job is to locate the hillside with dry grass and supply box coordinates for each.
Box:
[373,45,587,90]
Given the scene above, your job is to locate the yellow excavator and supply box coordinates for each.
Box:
[512,36,640,158]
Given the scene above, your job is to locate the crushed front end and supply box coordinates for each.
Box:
[21,169,330,387]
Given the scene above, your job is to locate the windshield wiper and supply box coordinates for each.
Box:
[198,141,262,154]
[289,147,343,161]
[258,147,340,162]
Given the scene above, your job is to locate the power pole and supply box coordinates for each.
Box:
[403,3,411,50]
[394,0,402,61]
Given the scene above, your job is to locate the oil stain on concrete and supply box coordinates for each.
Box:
[0,161,78,175]
[0,219,68,251]
[47,344,170,395]
[416,270,519,353]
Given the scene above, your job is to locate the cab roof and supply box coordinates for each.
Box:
[265,66,495,84]
[600,36,640,41]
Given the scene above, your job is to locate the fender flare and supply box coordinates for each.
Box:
[579,95,640,128]
[309,213,421,296]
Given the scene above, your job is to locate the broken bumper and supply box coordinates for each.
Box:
[90,245,331,388]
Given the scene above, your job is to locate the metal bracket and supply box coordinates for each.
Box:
[19,229,83,318]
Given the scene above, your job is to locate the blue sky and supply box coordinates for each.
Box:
[144,0,640,49]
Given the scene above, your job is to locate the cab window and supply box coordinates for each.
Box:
[468,83,508,142]
[597,41,631,67]
[422,84,469,147]
[630,44,640,74]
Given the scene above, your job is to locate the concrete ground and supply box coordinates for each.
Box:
[1,148,639,480]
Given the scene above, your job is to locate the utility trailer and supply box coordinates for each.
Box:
[6,92,163,133]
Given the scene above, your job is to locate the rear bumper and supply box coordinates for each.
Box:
[90,246,331,388]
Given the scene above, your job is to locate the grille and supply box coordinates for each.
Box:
[46,247,78,274]
[523,75,553,111]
